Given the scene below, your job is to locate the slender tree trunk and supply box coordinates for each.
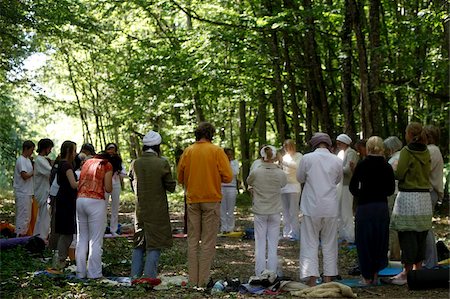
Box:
[63,50,92,143]
[193,90,205,122]
[282,31,301,145]
[268,30,287,142]
[239,100,250,189]
[350,0,373,137]
[368,0,382,135]
[257,93,267,149]
[341,0,356,136]
[303,0,334,134]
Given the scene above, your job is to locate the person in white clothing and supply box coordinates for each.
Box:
[247,145,287,276]
[220,148,240,233]
[104,143,127,236]
[14,140,35,236]
[296,133,343,286]
[336,133,359,243]
[279,139,303,240]
[423,125,444,269]
[33,138,54,240]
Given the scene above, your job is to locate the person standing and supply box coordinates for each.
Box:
[296,133,343,287]
[220,148,240,234]
[33,138,54,241]
[349,136,395,285]
[423,125,444,269]
[177,122,232,287]
[54,141,78,268]
[279,139,303,240]
[104,143,126,236]
[14,140,35,237]
[130,131,176,278]
[247,145,287,275]
[336,134,359,244]
[76,152,113,279]
[384,136,403,261]
[388,122,432,285]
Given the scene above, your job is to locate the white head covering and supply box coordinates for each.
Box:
[260,145,277,161]
[336,133,352,145]
[143,130,162,146]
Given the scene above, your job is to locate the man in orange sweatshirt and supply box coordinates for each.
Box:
[178,122,233,287]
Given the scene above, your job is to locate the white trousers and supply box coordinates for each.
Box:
[220,187,237,232]
[105,182,121,234]
[254,213,281,276]
[15,193,32,236]
[281,192,300,239]
[76,197,107,279]
[338,184,354,243]
[33,199,51,240]
[300,215,338,279]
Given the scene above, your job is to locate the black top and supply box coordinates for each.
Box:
[55,160,77,234]
[349,155,395,205]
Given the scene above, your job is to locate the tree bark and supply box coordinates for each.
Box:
[350,0,373,137]
[257,93,267,149]
[341,0,356,136]
[368,0,382,135]
[302,0,334,134]
[239,100,250,189]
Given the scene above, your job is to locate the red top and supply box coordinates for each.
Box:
[78,158,113,200]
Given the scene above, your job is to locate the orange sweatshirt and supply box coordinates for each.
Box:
[178,141,233,204]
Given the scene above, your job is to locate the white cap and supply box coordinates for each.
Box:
[143,130,162,146]
[260,145,277,161]
[336,133,352,145]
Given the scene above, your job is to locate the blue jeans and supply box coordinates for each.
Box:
[131,248,161,278]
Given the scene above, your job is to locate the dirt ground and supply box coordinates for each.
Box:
[1,190,449,298]
[114,192,450,298]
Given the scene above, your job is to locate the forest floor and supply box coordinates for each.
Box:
[0,189,449,298]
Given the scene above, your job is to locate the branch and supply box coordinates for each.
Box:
[171,0,262,31]
[381,78,449,101]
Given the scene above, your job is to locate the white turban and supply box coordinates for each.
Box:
[336,133,352,145]
[260,145,277,161]
[143,130,162,146]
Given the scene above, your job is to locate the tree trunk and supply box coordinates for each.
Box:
[63,50,92,144]
[302,0,334,134]
[350,0,373,137]
[341,0,356,136]
[368,0,382,135]
[257,93,267,149]
[239,100,250,189]
[282,30,301,145]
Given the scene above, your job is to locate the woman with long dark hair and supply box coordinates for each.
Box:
[104,143,126,236]
[54,140,78,268]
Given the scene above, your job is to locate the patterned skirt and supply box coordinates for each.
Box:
[390,191,432,232]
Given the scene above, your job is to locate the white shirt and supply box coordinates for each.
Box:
[112,163,127,185]
[296,148,343,217]
[34,155,52,203]
[281,152,303,194]
[222,159,239,187]
[13,155,34,195]
[247,162,287,215]
[428,144,444,199]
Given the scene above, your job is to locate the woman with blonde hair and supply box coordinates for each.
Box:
[350,136,395,285]
[388,122,432,285]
